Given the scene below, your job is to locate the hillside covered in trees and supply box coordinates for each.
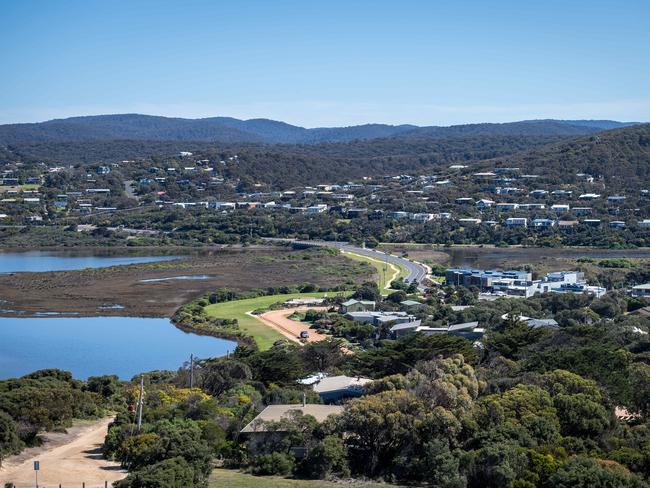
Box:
[480,123,650,190]
[0,114,636,145]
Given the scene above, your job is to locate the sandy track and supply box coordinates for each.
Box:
[0,417,126,487]
[255,307,329,344]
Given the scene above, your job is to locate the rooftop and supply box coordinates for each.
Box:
[241,404,343,433]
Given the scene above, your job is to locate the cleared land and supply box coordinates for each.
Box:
[204,293,337,349]
[0,417,125,487]
[255,307,329,344]
[210,468,399,488]
[0,248,371,318]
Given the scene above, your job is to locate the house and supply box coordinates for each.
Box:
[473,172,496,179]
[578,193,601,200]
[609,221,626,229]
[496,203,519,211]
[389,320,423,338]
[240,402,343,454]
[529,190,548,198]
[526,318,560,329]
[531,218,555,228]
[346,311,416,326]
[583,219,602,226]
[519,203,546,210]
[476,199,495,209]
[501,313,559,329]
[608,195,626,202]
[552,190,573,198]
[400,300,427,311]
[630,284,650,297]
[505,217,527,227]
[551,204,570,214]
[347,208,368,218]
[445,268,531,290]
[410,213,435,222]
[458,218,482,225]
[455,197,474,204]
[638,219,650,228]
[305,204,328,214]
[340,299,375,314]
[558,220,578,228]
[572,207,592,215]
[392,321,484,340]
[311,375,372,403]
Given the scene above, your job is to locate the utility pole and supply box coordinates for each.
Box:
[136,374,144,432]
[189,354,194,389]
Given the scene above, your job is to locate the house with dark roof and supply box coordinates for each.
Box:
[311,375,372,403]
[340,299,375,314]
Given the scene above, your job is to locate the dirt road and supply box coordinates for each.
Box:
[255,307,329,344]
[0,417,126,487]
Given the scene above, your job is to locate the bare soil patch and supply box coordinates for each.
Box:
[0,417,125,487]
[256,307,329,344]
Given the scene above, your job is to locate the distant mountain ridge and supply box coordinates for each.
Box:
[0,114,640,145]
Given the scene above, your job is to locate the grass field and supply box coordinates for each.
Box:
[209,469,397,488]
[204,291,336,350]
[341,251,409,294]
[202,249,408,349]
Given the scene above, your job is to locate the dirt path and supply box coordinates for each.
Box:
[255,307,329,344]
[0,417,126,487]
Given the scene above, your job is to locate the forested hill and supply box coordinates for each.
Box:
[480,123,650,189]
[0,113,637,145]
[3,134,570,186]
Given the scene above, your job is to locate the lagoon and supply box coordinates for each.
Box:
[0,316,236,379]
[0,250,182,273]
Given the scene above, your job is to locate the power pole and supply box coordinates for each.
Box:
[136,375,144,432]
[189,354,194,389]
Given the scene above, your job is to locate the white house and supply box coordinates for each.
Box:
[505,217,527,227]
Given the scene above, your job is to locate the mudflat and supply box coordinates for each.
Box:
[0,248,371,318]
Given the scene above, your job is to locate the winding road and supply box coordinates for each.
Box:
[264,238,429,290]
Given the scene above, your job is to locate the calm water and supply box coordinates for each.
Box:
[0,251,182,273]
[0,316,236,379]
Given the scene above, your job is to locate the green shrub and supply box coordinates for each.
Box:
[251,452,295,476]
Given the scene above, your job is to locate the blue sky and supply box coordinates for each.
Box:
[1,0,648,126]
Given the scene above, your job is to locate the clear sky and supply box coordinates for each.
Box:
[1,0,649,127]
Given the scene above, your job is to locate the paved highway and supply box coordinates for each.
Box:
[265,238,429,290]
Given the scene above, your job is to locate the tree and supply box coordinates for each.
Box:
[303,435,349,479]
[356,333,479,378]
[86,375,120,398]
[393,439,465,487]
[114,457,197,488]
[463,442,530,488]
[300,339,346,372]
[195,359,252,397]
[245,343,305,385]
[628,363,650,417]
[0,412,21,468]
[352,281,381,302]
[336,389,425,477]
[251,452,295,476]
[549,456,647,488]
